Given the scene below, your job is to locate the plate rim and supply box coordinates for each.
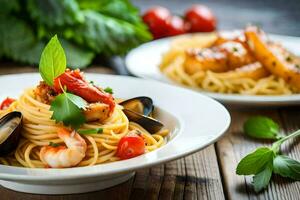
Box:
[0,73,231,182]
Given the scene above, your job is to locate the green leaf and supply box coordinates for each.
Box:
[27,0,84,27]
[236,147,275,175]
[50,92,86,129]
[60,39,95,69]
[273,155,300,180]
[78,128,103,135]
[49,142,60,147]
[253,161,273,192]
[0,0,20,14]
[104,87,113,94]
[244,116,280,140]
[78,0,144,26]
[39,35,66,86]
[65,92,87,109]
[0,15,44,64]
[63,10,152,55]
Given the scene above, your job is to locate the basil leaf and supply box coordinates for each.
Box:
[236,147,275,175]
[39,35,66,86]
[50,92,86,129]
[273,155,300,180]
[78,128,103,135]
[104,87,113,94]
[253,161,273,192]
[244,116,280,140]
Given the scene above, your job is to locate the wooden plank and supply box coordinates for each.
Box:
[216,108,300,200]
[130,145,225,200]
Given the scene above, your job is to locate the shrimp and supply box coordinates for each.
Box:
[184,41,254,74]
[40,128,87,168]
[245,26,300,89]
[84,103,111,122]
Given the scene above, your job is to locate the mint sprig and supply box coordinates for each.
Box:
[243,116,282,140]
[237,117,300,192]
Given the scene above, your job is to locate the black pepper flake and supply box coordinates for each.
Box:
[286,56,292,62]
[232,47,238,52]
[272,61,276,66]
[295,64,300,69]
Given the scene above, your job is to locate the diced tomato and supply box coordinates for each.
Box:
[116,133,145,160]
[53,69,115,113]
[0,97,15,110]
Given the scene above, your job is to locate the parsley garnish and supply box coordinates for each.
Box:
[50,91,87,129]
[236,116,300,192]
[104,87,113,94]
[49,142,60,147]
[77,128,103,135]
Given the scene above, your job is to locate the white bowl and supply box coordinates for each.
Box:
[125,33,300,106]
[0,73,230,194]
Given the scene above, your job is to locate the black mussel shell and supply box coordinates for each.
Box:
[0,111,22,156]
[123,109,163,134]
[120,97,153,116]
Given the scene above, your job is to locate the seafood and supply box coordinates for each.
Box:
[40,128,87,168]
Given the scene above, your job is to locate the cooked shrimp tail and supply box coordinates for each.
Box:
[40,128,87,168]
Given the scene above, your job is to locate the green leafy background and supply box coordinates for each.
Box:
[0,0,151,68]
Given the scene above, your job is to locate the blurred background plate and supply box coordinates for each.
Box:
[125,33,300,106]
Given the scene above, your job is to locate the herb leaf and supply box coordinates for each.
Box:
[244,116,280,140]
[253,161,273,192]
[50,92,86,129]
[104,87,113,94]
[236,147,275,175]
[39,35,66,86]
[78,128,103,135]
[49,142,60,147]
[273,155,300,180]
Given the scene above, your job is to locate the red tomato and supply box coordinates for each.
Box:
[185,5,216,32]
[142,6,171,39]
[165,16,186,36]
[53,69,115,112]
[0,97,15,110]
[116,133,145,160]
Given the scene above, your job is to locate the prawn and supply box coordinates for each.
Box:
[40,128,87,168]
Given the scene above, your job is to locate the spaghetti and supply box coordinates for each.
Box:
[160,28,300,95]
[0,88,169,168]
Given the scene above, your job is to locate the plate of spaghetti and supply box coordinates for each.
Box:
[126,26,300,106]
[0,36,230,194]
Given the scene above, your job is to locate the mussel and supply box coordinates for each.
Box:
[120,97,163,134]
[0,111,22,156]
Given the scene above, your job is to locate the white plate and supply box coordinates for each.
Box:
[0,73,230,194]
[125,33,300,106]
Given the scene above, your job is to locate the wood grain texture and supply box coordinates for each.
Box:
[216,108,300,200]
[130,145,225,200]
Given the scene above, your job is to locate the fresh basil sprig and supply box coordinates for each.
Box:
[237,116,300,192]
[39,35,66,86]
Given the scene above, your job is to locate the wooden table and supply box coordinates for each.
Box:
[0,66,299,200]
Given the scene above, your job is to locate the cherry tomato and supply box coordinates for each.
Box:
[0,97,15,110]
[165,16,186,36]
[185,5,216,32]
[53,69,115,112]
[116,133,145,160]
[142,6,171,39]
